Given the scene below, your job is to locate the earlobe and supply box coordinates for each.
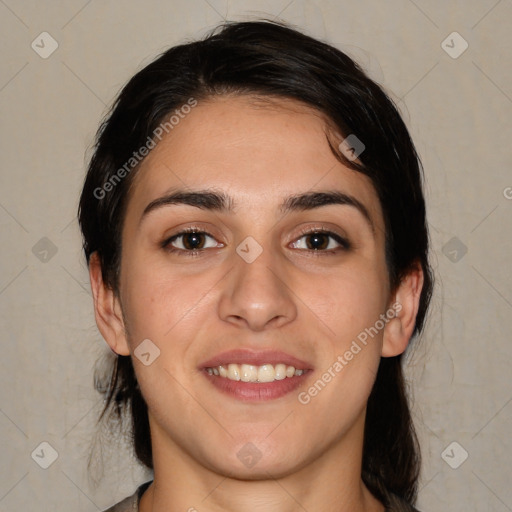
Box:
[89,252,130,356]
[382,263,424,357]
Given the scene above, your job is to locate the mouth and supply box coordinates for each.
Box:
[199,349,313,402]
[205,363,307,382]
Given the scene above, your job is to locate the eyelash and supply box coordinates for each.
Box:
[161,226,351,257]
[293,226,351,255]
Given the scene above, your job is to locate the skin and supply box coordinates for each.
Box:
[89,95,424,512]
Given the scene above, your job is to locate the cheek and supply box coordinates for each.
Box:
[311,267,388,408]
[297,281,385,430]
[305,266,388,345]
[120,256,213,342]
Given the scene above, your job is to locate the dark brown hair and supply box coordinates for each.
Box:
[79,20,433,505]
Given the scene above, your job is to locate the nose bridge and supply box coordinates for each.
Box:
[217,239,297,330]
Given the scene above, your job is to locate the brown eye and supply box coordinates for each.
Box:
[164,230,220,253]
[305,233,329,250]
[291,230,350,252]
[181,232,206,250]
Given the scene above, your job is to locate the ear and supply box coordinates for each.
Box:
[88,252,130,356]
[382,262,424,357]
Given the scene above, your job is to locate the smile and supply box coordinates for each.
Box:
[205,363,306,382]
[200,348,313,401]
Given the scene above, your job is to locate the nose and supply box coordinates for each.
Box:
[217,243,298,331]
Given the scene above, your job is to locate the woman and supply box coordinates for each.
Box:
[79,20,433,512]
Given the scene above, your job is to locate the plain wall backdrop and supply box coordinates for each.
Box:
[1,0,511,510]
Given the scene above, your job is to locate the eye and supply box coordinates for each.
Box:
[290,229,350,252]
[163,229,221,253]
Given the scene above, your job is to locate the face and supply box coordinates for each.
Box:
[112,95,398,478]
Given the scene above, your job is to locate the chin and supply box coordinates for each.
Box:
[202,440,310,480]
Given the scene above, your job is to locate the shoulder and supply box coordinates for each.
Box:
[102,481,152,512]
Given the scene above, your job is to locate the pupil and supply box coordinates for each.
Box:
[184,233,204,250]
[307,233,327,250]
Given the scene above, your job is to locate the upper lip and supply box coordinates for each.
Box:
[200,349,313,370]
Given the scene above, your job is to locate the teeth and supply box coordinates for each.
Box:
[206,363,306,383]
[258,364,275,383]
[274,363,287,380]
[240,364,257,382]
[227,363,241,381]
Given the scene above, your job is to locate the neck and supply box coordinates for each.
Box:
[139,412,385,512]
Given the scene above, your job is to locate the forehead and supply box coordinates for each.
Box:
[126,95,385,234]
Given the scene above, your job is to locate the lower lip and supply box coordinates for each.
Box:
[202,370,311,402]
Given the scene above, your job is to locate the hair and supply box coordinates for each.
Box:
[78,20,433,506]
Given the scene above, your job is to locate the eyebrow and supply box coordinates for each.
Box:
[139,188,375,235]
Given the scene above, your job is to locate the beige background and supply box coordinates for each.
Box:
[1,0,511,510]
